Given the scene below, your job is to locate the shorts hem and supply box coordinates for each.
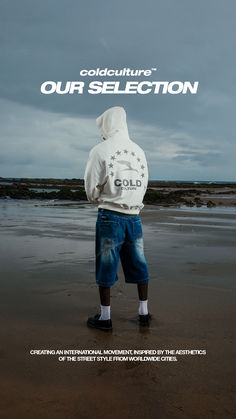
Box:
[96,280,117,287]
[124,277,149,284]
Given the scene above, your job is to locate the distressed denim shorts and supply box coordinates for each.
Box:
[96,209,149,287]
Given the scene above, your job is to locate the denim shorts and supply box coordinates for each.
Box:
[96,209,149,287]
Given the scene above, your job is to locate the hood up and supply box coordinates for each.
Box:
[96,106,129,140]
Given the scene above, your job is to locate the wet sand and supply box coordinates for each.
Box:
[0,201,236,418]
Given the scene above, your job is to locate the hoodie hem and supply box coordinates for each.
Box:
[98,203,141,215]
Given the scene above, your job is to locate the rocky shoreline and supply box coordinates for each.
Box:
[1,177,236,207]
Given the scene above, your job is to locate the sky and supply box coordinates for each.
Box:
[0,0,235,181]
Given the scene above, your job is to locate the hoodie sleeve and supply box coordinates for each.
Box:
[84,147,107,204]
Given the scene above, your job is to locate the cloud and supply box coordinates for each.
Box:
[0,99,98,177]
[0,0,235,180]
[0,98,234,181]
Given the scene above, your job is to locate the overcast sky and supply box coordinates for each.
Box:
[0,0,235,181]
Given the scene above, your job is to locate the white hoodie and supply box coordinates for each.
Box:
[84,106,148,214]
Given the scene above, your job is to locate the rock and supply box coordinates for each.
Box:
[207,200,216,208]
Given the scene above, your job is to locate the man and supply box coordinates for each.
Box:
[84,106,150,331]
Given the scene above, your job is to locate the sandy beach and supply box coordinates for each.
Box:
[0,199,236,418]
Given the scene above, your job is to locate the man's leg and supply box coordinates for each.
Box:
[137,283,148,301]
[137,283,149,316]
[120,216,151,325]
[87,284,112,330]
[87,210,122,331]
[99,285,110,305]
[99,286,111,321]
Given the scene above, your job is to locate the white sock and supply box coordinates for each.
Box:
[139,300,148,316]
[99,305,111,320]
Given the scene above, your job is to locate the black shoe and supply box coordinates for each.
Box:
[87,314,113,331]
[139,313,152,326]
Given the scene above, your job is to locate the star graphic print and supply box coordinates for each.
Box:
[108,149,146,179]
